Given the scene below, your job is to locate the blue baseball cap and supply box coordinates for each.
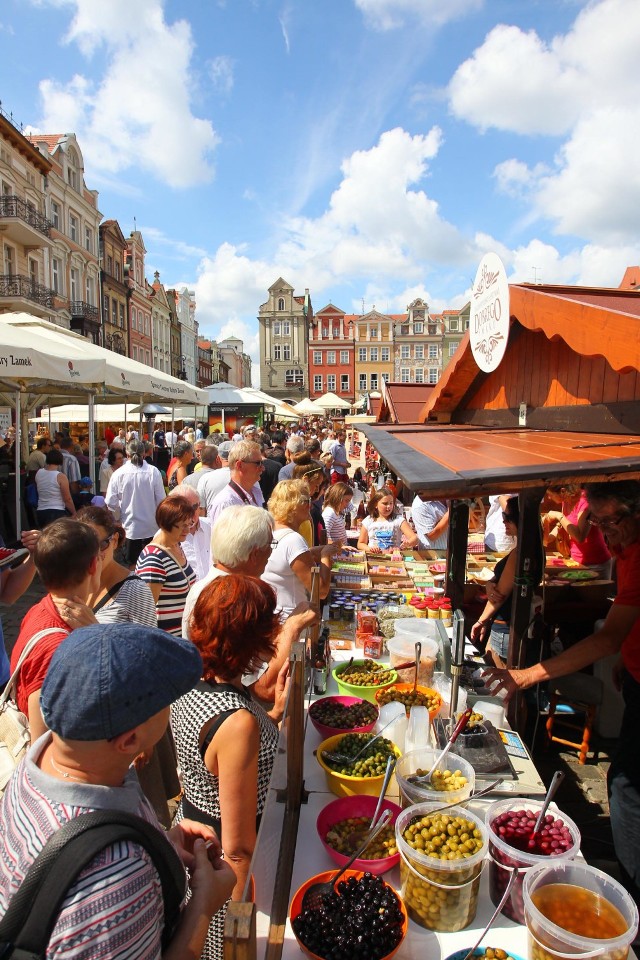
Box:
[41,623,202,740]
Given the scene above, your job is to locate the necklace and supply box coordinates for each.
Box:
[48,751,86,783]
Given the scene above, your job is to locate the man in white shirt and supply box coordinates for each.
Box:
[182,505,316,703]
[208,440,265,525]
[329,430,350,484]
[59,437,81,496]
[170,484,211,582]
[105,440,166,566]
[411,496,449,550]
[485,495,517,553]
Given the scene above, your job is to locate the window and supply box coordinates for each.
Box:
[370,347,378,362]
[107,255,113,274]
[145,350,150,365]
[314,375,323,392]
[85,226,92,253]
[415,368,424,383]
[69,214,78,243]
[273,322,281,336]
[29,258,38,287]
[313,351,322,365]
[285,368,304,386]
[381,346,390,362]
[132,345,138,362]
[273,344,282,360]
[282,321,291,336]
[3,243,15,276]
[119,303,125,328]
[401,345,410,359]
[52,258,62,294]
[340,350,349,364]
[400,324,409,336]
[429,344,438,359]
[333,326,340,338]
[70,268,79,302]
[414,322,423,333]
[370,374,379,390]
[132,308,138,331]
[449,319,458,331]
[322,326,329,339]
[278,297,285,310]
[381,372,389,383]
[449,341,457,357]
[428,368,439,385]
[327,374,336,391]
[370,326,378,339]
[283,344,291,361]
[51,201,60,230]
[115,261,121,281]
[428,323,438,336]
[401,368,411,383]
[341,374,349,392]
[327,351,336,364]
[86,276,94,305]
[359,373,367,391]
[103,293,109,318]
[111,300,117,326]
[358,347,367,362]
[145,315,150,336]
[415,344,424,360]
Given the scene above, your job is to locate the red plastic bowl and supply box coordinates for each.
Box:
[316,793,402,875]
[308,695,378,740]
[290,869,408,960]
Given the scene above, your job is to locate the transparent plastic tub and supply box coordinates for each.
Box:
[395,801,487,931]
[523,860,639,960]
[386,631,438,684]
[395,747,475,807]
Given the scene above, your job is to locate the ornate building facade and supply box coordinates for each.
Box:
[308,304,355,402]
[99,219,128,355]
[259,277,312,401]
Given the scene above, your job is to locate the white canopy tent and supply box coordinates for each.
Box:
[314,391,352,411]
[293,397,324,415]
[0,313,208,536]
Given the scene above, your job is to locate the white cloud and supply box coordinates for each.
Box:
[142,226,208,261]
[32,0,219,188]
[447,0,640,246]
[509,238,637,288]
[208,55,234,95]
[354,0,482,31]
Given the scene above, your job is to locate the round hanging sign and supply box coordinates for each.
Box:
[470,252,510,373]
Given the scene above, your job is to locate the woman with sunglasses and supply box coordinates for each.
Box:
[75,505,157,626]
[545,483,612,578]
[470,496,545,667]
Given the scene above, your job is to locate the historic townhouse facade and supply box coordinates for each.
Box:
[219,336,251,388]
[442,304,469,369]
[393,298,442,385]
[168,286,198,385]
[259,277,312,401]
[126,230,152,366]
[168,294,183,379]
[150,271,172,374]
[99,219,128,355]
[28,133,102,340]
[353,309,395,396]
[197,339,214,387]
[308,304,355,402]
[0,111,54,320]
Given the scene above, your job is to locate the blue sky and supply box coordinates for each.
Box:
[1,0,638,382]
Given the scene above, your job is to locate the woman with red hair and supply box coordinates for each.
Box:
[170,574,288,960]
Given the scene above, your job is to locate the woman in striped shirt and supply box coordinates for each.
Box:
[322,482,353,545]
[136,495,197,636]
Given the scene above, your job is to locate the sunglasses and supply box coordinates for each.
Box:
[242,459,264,468]
[589,510,629,528]
[99,533,115,552]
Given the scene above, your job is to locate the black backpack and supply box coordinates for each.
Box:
[0,810,186,959]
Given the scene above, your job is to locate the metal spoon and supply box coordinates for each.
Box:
[532,770,565,839]
[420,707,472,782]
[459,867,518,960]
[413,640,421,692]
[346,755,396,850]
[405,778,505,810]
[301,808,394,912]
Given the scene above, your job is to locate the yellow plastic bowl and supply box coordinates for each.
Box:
[332,660,398,703]
[316,733,402,797]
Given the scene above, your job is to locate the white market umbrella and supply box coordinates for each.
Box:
[293,397,324,415]
[314,391,352,411]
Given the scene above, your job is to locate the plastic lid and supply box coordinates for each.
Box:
[386,630,439,658]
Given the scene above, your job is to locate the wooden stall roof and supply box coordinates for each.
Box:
[361,423,640,497]
[422,283,640,421]
[377,381,435,424]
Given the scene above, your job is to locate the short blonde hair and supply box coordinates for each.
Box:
[268,479,311,526]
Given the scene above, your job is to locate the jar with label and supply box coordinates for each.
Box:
[363,634,384,659]
[357,607,378,635]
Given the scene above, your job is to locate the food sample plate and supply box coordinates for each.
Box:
[554,568,600,581]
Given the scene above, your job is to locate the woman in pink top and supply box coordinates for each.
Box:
[546,483,612,577]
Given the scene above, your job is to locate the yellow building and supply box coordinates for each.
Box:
[352,309,396,397]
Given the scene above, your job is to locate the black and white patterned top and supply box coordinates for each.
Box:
[170,681,278,832]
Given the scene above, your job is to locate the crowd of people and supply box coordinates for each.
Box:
[1,415,639,955]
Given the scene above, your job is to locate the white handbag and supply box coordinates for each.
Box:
[0,628,66,794]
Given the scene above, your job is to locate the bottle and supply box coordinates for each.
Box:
[344,509,351,531]
[313,627,330,694]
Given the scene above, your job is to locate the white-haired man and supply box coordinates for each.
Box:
[207,440,265,524]
[181,505,316,703]
[278,434,305,481]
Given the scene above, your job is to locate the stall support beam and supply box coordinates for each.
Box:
[508,486,545,730]
[447,499,470,610]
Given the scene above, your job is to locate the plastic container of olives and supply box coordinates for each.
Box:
[316,732,402,797]
[333,659,397,703]
[375,682,443,720]
[308,695,379,740]
[316,793,402,875]
[395,747,475,807]
[396,801,488,932]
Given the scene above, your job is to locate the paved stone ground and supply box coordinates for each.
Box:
[1,577,621,878]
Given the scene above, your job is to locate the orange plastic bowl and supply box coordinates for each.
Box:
[308,695,379,740]
[316,793,402,875]
[290,869,408,960]
[375,682,443,720]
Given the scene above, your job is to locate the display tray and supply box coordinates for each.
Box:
[433,718,519,780]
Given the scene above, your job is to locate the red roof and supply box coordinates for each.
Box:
[27,134,65,152]
[377,382,436,424]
